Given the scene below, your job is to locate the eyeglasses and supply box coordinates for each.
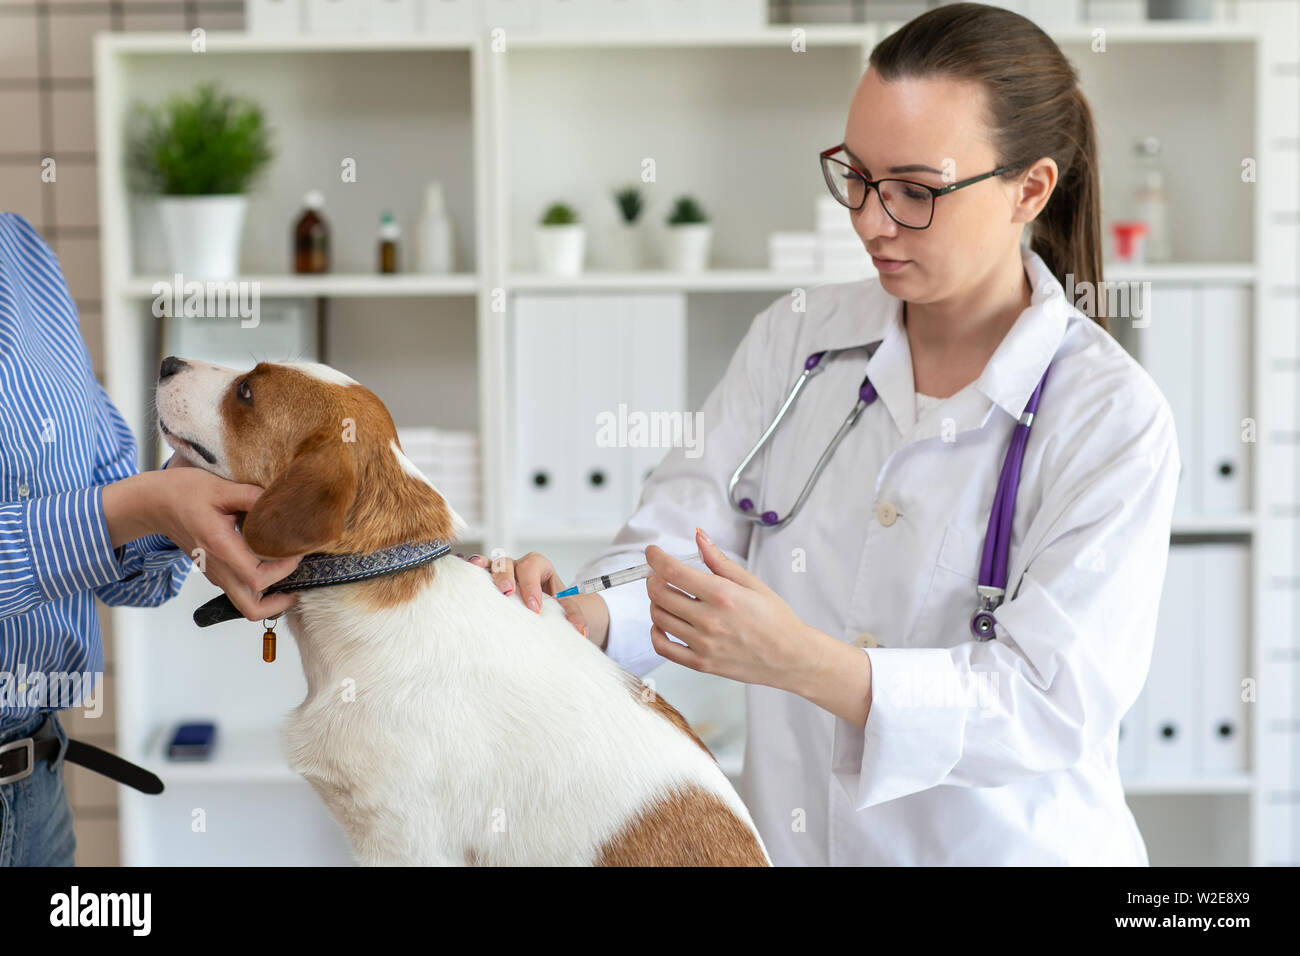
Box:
[819,144,1015,230]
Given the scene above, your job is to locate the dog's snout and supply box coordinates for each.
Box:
[159,356,189,381]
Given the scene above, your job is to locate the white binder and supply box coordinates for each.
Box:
[572,296,630,524]
[1144,544,1199,776]
[1198,542,1249,773]
[1197,285,1252,514]
[512,296,576,524]
[626,293,687,513]
[1139,286,1199,519]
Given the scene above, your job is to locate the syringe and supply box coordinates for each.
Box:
[554,550,703,598]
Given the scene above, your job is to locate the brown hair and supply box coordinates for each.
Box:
[867,1,1107,332]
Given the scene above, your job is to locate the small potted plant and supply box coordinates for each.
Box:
[663,195,711,272]
[608,185,645,270]
[128,82,274,278]
[535,202,585,276]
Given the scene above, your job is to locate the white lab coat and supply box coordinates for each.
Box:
[572,243,1180,865]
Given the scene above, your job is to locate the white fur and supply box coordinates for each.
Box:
[389,439,470,540]
[155,360,240,480]
[285,360,358,387]
[280,554,771,865]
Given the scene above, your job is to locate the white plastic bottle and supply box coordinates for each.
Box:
[416,181,453,274]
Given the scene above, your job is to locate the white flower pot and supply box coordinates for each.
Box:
[663,223,712,273]
[157,195,248,279]
[607,220,646,270]
[534,224,586,276]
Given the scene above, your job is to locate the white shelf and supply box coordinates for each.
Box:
[99,31,476,54]
[1104,262,1258,284]
[506,268,873,292]
[1123,774,1255,796]
[118,273,480,299]
[145,726,298,784]
[1171,513,1257,535]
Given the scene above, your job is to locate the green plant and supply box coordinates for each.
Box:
[667,195,708,225]
[540,202,579,226]
[613,185,643,224]
[127,82,274,195]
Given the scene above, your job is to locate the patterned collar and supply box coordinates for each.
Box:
[193,539,456,627]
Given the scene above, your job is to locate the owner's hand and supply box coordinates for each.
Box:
[458,551,589,639]
[153,467,305,621]
[644,527,817,691]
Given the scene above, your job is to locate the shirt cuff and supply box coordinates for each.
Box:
[23,485,127,600]
[598,580,666,678]
[831,647,967,810]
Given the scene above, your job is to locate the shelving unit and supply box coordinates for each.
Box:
[94,13,1288,866]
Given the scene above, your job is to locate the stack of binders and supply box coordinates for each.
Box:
[768,195,874,275]
[511,293,686,529]
[395,426,482,529]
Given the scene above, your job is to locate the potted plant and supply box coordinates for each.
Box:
[535,202,585,276]
[663,195,711,272]
[608,185,645,270]
[128,82,274,278]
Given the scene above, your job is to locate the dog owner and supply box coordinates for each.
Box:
[466,4,1179,865]
[0,211,302,865]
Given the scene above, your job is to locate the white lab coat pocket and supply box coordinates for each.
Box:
[909,522,983,649]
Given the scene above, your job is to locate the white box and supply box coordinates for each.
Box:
[420,0,475,32]
[305,0,366,34]
[589,0,650,30]
[370,0,418,31]
[248,0,302,33]
[536,0,590,30]
[815,194,856,236]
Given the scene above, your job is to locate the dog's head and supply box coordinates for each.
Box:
[155,356,466,559]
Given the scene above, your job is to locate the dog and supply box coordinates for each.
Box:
[154,356,771,866]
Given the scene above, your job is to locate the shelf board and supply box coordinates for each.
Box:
[1122,773,1254,795]
[99,31,476,54]
[118,273,480,299]
[1103,262,1258,283]
[506,268,874,292]
[1171,513,1257,535]
[506,26,870,49]
[143,727,299,784]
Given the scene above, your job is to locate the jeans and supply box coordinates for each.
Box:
[0,711,76,866]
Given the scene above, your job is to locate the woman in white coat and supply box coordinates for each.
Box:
[465,2,1180,865]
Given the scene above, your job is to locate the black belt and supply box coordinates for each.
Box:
[0,714,163,795]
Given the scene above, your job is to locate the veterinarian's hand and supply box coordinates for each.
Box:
[644,527,821,692]
[458,551,590,639]
[151,467,305,621]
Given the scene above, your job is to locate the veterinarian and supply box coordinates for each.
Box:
[467,4,1179,865]
[0,211,302,866]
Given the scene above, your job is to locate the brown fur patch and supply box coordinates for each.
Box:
[619,672,714,760]
[595,784,768,866]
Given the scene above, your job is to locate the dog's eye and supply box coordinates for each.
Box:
[238,378,253,404]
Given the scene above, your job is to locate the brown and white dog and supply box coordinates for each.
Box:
[154,356,770,866]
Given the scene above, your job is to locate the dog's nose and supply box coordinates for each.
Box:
[159,356,189,381]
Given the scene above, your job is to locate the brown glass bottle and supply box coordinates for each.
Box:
[294,190,329,274]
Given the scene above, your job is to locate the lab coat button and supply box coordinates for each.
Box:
[855,632,880,648]
[875,501,897,526]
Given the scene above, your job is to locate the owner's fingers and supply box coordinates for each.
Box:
[488,554,517,597]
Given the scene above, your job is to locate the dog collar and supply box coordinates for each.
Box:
[193,539,456,628]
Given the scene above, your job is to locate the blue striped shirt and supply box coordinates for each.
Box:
[0,212,192,740]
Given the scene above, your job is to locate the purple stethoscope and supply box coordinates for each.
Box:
[727,341,1051,642]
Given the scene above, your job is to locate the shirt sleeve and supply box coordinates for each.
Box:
[573,296,791,678]
[88,380,193,608]
[830,404,1181,809]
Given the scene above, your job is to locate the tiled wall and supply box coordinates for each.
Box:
[0,0,245,866]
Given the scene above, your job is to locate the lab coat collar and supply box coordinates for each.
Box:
[811,244,1070,439]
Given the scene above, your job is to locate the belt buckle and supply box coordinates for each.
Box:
[0,737,35,785]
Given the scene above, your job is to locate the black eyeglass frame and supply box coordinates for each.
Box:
[819,143,1016,230]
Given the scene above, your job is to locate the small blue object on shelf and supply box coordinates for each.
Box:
[166,722,217,761]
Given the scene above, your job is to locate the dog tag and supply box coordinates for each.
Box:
[262,619,277,663]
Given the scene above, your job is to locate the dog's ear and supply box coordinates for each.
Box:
[241,430,358,558]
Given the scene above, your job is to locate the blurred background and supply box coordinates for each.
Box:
[0,0,1295,866]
